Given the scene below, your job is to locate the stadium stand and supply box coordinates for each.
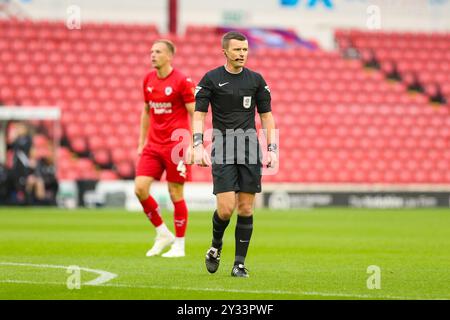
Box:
[335,30,450,105]
[1,20,449,183]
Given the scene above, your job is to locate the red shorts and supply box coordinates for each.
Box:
[135,144,191,184]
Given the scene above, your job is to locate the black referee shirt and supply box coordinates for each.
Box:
[195,66,271,134]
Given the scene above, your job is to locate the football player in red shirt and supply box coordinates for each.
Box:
[135,39,195,258]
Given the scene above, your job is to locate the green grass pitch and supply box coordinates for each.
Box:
[0,207,448,300]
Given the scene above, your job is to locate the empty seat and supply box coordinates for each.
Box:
[70,137,89,156]
[92,149,112,169]
[115,161,135,179]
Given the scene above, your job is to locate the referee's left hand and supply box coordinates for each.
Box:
[267,151,278,168]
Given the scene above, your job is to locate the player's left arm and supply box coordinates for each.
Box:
[184,102,195,164]
[182,77,197,164]
[259,112,278,168]
[181,77,196,135]
[185,102,195,137]
[259,112,276,144]
[256,73,278,168]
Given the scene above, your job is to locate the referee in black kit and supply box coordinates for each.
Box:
[192,31,278,277]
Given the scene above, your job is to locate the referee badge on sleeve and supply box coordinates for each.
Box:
[243,96,252,109]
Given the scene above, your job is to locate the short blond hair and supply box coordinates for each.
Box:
[154,39,176,55]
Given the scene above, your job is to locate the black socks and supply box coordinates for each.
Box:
[211,210,254,266]
[234,215,253,266]
[212,210,230,249]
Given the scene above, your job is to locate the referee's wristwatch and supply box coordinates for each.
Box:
[193,133,203,148]
[268,143,278,153]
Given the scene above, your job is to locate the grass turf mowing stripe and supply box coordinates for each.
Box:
[2,279,446,300]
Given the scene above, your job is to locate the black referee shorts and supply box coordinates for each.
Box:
[212,163,262,195]
[211,133,263,195]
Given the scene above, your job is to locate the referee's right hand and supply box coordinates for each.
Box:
[193,144,211,167]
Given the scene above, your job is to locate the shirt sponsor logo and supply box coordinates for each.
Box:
[243,96,252,109]
[150,101,172,114]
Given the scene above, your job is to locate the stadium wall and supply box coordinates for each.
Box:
[56,181,450,211]
[12,0,450,49]
[57,180,217,211]
[263,184,450,209]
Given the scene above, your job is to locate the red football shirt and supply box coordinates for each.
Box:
[143,68,195,147]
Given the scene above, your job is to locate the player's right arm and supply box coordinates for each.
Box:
[193,74,213,167]
[193,111,211,167]
[137,103,150,156]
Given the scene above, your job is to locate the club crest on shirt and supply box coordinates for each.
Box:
[165,86,173,96]
[243,96,252,109]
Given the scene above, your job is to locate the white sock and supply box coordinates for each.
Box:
[174,237,185,247]
[155,223,171,236]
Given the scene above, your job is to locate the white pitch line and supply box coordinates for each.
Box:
[0,279,447,300]
[99,283,447,300]
[0,262,117,286]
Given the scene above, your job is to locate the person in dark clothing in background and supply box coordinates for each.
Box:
[26,156,59,205]
[0,163,11,204]
[8,122,33,204]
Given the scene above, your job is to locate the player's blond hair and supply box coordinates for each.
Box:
[154,39,176,55]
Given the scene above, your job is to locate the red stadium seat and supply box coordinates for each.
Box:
[116,161,135,179]
[70,137,89,156]
[99,170,119,180]
[111,148,130,164]
[92,149,112,169]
